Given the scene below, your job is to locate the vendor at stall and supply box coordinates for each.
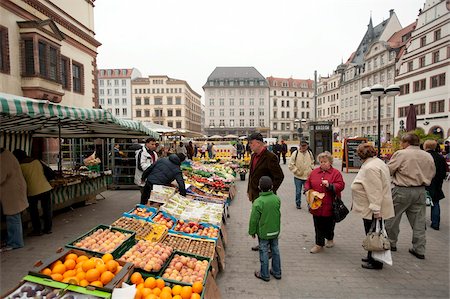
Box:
[140,153,187,205]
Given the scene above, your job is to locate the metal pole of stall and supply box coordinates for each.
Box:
[377,95,381,158]
[58,119,62,173]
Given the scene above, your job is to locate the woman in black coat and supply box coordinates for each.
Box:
[423,140,447,230]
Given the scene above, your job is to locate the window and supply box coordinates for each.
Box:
[240,119,244,126]
[399,84,410,95]
[38,42,47,77]
[430,100,444,113]
[209,109,214,117]
[219,98,224,106]
[416,103,425,115]
[144,109,150,117]
[239,109,244,116]
[61,56,70,90]
[176,109,181,117]
[273,123,277,130]
[273,99,277,107]
[115,98,119,105]
[434,29,441,41]
[167,97,173,105]
[260,98,264,106]
[100,98,104,105]
[432,51,439,63]
[249,108,254,116]
[167,121,173,127]
[249,119,254,126]
[176,97,181,105]
[430,73,445,88]
[167,109,173,117]
[239,98,244,106]
[219,119,225,127]
[136,110,142,117]
[122,98,127,104]
[407,61,413,72]
[229,98,234,106]
[136,97,141,105]
[420,36,426,47]
[209,99,214,106]
[122,88,127,95]
[281,111,285,118]
[115,108,120,116]
[176,121,182,128]
[122,79,126,85]
[219,109,224,116]
[413,79,426,92]
[229,109,234,116]
[72,61,84,94]
[154,109,163,117]
[155,97,162,105]
[419,56,425,68]
[0,26,10,74]
[107,98,112,105]
[249,98,254,106]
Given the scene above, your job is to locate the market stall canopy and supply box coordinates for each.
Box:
[0,93,159,138]
[208,135,223,140]
[142,121,177,134]
[224,134,239,139]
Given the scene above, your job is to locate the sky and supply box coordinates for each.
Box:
[94,0,424,102]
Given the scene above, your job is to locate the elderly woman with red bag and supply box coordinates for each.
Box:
[305,151,345,253]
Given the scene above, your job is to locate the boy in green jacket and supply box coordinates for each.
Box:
[249,176,282,281]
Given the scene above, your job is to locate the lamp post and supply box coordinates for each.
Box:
[360,84,400,157]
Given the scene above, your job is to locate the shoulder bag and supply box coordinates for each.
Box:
[362,218,391,251]
[330,184,349,223]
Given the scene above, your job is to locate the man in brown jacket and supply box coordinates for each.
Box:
[247,133,284,251]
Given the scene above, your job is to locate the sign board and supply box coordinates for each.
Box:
[342,138,367,173]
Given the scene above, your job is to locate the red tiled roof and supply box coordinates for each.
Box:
[346,52,356,64]
[387,22,417,49]
[266,76,314,88]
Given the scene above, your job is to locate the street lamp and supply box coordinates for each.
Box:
[360,84,400,157]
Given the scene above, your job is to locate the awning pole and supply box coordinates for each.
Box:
[58,119,62,173]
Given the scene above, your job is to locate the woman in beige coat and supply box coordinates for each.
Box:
[0,148,29,251]
[351,143,394,270]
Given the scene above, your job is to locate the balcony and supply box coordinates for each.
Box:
[21,76,64,103]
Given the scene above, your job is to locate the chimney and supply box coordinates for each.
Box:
[389,9,394,17]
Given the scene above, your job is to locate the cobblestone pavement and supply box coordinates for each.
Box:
[1,160,449,298]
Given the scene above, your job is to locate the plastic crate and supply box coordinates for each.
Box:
[151,211,177,230]
[170,221,219,241]
[160,233,192,253]
[111,216,165,241]
[29,248,134,293]
[186,238,216,259]
[65,225,136,259]
[115,239,173,277]
[159,251,211,287]
[123,205,157,221]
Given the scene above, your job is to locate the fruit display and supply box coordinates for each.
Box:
[126,205,156,219]
[173,220,219,239]
[161,253,209,285]
[152,212,175,229]
[161,196,223,225]
[129,272,203,299]
[38,252,123,288]
[161,234,191,252]
[4,282,61,299]
[71,227,132,254]
[149,186,176,203]
[187,239,215,258]
[118,240,173,273]
[111,217,153,239]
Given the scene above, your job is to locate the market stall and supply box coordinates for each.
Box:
[3,159,237,299]
[0,92,158,209]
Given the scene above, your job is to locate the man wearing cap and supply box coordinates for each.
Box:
[247,132,284,251]
[288,139,315,209]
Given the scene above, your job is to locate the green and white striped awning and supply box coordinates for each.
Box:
[0,93,159,139]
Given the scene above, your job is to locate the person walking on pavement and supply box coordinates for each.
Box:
[288,139,315,209]
[186,141,194,160]
[134,138,158,194]
[140,153,187,204]
[245,142,251,157]
[0,148,29,251]
[200,143,207,159]
[236,141,244,160]
[280,140,288,164]
[249,176,282,282]
[247,132,284,251]
[423,140,447,230]
[385,133,435,259]
[305,151,345,253]
[273,141,282,162]
[351,143,395,270]
[13,149,53,236]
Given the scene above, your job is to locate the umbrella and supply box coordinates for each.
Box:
[224,134,239,139]
[406,104,417,132]
[208,135,223,140]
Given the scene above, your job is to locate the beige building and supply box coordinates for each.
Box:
[267,77,314,141]
[131,75,202,133]
[0,0,101,107]
[317,67,344,140]
[340,10,405,141]
[395,0,449,138]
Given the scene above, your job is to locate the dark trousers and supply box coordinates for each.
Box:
[281,152,287,164]
[363,219,383,267]
[28,191,52,233]
[313,215,335,246]
[140,182,153,205]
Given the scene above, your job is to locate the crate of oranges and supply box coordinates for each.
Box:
[128,271,203,299]
[30,248,134,292]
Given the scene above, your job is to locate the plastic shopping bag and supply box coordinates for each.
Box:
[372,220,393,266]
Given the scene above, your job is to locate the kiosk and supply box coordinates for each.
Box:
[307,121,333,157]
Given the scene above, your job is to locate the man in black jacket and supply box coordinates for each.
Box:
[140,153,187,205]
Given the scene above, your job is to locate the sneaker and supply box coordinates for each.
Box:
[310,245,323,254]
[0,246,13,252]
[296,206,302,209]
[325,240,334,248]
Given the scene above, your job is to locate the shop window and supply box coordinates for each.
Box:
[72,61,84,94]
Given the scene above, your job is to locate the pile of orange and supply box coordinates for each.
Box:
[130,272,203,299]
[40,252,122,288]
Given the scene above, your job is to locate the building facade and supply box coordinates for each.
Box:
[131,75,202,133]
[395,0,449,138]
[203,67,270,137]
[339,10,404,141]
[0,0,101,107]
[98,68,141,119]
[267,77,314,140]
[316,68,344,141]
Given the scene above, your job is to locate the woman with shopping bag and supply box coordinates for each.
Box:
[351,143,395,270]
